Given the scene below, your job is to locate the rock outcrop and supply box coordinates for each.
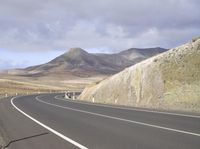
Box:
[79,37,200,111]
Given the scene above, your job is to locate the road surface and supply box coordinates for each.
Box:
[0,93,200,149]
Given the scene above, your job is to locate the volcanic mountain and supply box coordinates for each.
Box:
[7,47,167,78]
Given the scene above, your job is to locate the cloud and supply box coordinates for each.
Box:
[0,0,199,53]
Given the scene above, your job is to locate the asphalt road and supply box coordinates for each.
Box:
[0,93,200,149]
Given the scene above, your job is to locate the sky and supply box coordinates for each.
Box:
[0,0,200,70]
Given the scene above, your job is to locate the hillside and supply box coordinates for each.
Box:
[79,37,200,112]
[7,47,167,77]
[0,47,167,97]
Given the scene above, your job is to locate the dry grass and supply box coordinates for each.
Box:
[0,79,64,98]
[0,74,106,99]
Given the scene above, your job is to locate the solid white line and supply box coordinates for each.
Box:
[55,95,200,118]
[11,96,88,149]
[37,96,200,137]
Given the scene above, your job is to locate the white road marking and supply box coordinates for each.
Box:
[11,96,88,149]
[55,95,200,118]
[37,96,200,137]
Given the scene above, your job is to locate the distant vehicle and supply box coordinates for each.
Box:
[65,91,81,99]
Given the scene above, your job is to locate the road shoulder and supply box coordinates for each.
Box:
[0,97,12,148]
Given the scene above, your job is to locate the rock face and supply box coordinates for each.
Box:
[79,38,200,111]
[9,47,167,77]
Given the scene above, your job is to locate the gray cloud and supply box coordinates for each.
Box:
[0,0,199,53]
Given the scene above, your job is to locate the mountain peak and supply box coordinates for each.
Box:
[61,47,89,59]
[68,47,88,54]
[24,46,167,77]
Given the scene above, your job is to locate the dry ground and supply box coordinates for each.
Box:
[0,78,62,98]
[0,73,106,99]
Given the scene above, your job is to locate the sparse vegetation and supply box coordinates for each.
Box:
[80,37,200,112]
[153,58,158,62]
[0,79,64,99]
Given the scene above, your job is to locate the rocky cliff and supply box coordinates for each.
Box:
[79,37,200,111]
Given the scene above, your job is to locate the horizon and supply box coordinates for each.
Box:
[0,45,168,71]
[0,0,199,70]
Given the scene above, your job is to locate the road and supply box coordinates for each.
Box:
[0,93,200,149]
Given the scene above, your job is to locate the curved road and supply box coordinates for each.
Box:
[0,93,200,149]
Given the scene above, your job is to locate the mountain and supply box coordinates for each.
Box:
[79,37,200,112]
[8,47,167,78]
